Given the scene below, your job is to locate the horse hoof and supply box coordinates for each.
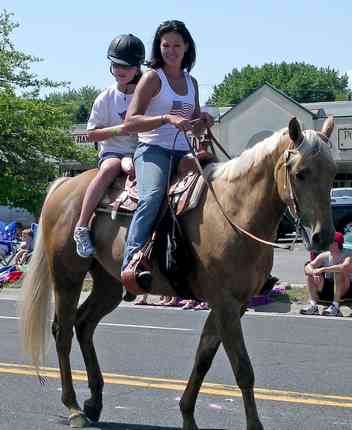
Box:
[68,411,90,428]
[247,421,264,430]
[83,399,102,422]
[182,418,199,430]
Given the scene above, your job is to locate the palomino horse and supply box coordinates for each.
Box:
[21,117,336,429]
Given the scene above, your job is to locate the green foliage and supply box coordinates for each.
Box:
[45,86,101,122]
[208,62,351,106]
[0,10,95,216]
[0,88,90,215]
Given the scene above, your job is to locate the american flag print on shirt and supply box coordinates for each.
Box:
[169,100,194,119]
[118,110,127,120]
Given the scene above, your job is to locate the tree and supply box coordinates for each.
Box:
[208,62,351,106]
[0,10,96,216]
[45,86,101,123]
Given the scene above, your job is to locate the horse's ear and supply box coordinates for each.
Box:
[321,116,334,140]
[288,117,303,144]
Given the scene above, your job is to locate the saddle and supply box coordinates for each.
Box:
[98,165,205,220]
[97,132,215,219]
[96,133,217,296]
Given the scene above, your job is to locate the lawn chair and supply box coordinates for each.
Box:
[0,221,21,267]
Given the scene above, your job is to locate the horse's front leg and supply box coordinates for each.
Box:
[214,299,264,430]
[180,310,221,430]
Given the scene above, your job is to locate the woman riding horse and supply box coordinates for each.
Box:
[20,116,336,429]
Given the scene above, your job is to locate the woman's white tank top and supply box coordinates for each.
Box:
[139,68,195,151]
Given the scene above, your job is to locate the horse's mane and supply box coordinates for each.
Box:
[207,129,287,180]
[207,128,330,181]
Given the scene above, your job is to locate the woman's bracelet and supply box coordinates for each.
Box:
[160,115,167,126]
[111,127,121,137]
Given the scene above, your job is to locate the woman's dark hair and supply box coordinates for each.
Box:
[148,20,196,72]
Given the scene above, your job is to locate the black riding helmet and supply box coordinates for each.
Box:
[107,34,145,67]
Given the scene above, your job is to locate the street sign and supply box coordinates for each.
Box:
[338,128,352,150]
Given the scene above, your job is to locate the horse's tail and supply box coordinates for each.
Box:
[19,177,70,371]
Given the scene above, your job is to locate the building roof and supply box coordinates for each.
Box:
[203,84,352,121]
[207,82,315,121]
[302,101,352,118]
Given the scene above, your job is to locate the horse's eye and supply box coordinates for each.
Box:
[296,169,308,181]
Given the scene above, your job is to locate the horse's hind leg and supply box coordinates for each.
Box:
[75,260,123,422]
[180,310,221,430]
[52,272,89,428]
[215,300,264,430]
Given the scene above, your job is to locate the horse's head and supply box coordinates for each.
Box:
[277,116,336,252]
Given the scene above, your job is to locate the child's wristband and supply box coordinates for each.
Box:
[111,127,121,137]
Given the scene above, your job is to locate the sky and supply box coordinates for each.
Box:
[2,0,352,105]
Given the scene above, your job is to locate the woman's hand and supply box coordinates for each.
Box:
[191,113,214,136]
[312,267,325,275]
[166,114,193,131]
[200,111,214,128]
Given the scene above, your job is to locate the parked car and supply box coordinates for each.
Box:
[330,189,352,233]
[277,209,295,238]
[330,187,352,205]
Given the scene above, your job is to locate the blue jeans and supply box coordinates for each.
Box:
[122,144,188,270]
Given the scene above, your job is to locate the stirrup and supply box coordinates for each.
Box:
[121,250,153,295]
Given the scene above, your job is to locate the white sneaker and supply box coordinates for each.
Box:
[73,226,95,258]
[300,304,320,315]
[322,304,342,317]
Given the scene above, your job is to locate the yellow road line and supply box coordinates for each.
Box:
[0,362,351,408]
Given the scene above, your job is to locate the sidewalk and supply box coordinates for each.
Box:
[3,281,352,317]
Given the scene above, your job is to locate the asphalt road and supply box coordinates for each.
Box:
[0,294,352,430]
[272,242,308,285]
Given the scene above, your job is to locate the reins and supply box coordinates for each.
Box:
[282,137,323,251]
[179,125,319,251]
[182,131,292,250]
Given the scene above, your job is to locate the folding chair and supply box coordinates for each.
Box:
[0,221,21,267]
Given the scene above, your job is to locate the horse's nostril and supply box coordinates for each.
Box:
[312,232,321,245]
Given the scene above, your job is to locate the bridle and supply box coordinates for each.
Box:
[183,129,324,251]
[282,138,314,251]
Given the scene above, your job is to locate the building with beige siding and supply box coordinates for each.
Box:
[208,83,352,187]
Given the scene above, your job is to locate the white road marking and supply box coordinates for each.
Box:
[0,315,193,332]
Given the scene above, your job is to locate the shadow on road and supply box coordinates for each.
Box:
[90,423,226,430]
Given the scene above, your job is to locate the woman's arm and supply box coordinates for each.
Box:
[314,256,352,275]
[124,70,164,132]
[125,70,201,133]
[304,252,328,276]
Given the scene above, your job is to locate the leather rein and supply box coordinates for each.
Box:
[184,128,310,251]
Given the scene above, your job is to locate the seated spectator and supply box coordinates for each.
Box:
[300,232,352,317]
[15,222,24,241]
[134,294,149,306]
[181,299,196,310]
[0,243,8,259]
[14,228,33,265]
